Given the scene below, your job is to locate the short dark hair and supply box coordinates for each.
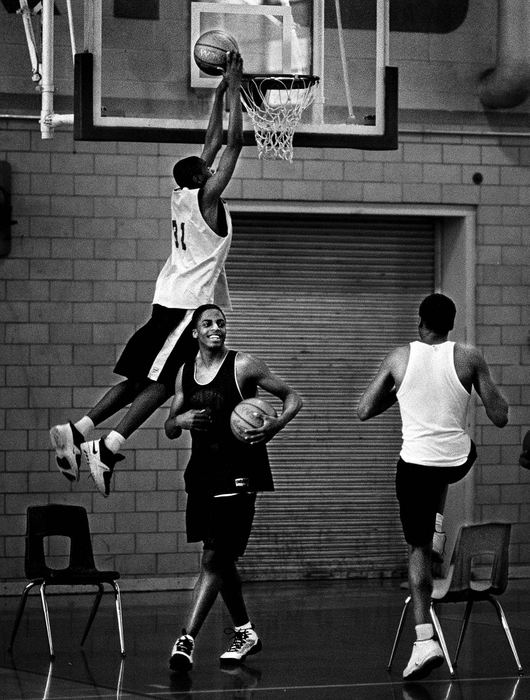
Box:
[419,293,456,335]
[172,156,204,188]
[191,304,225,329]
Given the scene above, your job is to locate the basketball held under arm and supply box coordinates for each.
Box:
[258,380,302,435]
[237,353,303,433]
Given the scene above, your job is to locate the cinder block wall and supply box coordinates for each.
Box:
[0,119,528,588]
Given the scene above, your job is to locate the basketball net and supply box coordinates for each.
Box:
[240,76,319,162]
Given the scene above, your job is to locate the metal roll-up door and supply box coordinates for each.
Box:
[226,213,435,580]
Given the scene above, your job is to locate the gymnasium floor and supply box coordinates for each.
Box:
[1,579,529,699]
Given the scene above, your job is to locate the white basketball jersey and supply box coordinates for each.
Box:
[152,187,232,309]
[397,341,471,466]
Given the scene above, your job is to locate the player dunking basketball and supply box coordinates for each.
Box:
[357,293,509,680]
[165,304,302,672]
[50,52,244,496]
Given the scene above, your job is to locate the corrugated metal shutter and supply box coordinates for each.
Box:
[226,213,435,580]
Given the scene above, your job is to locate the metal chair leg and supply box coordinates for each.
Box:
[387,595,411,670]
[430,604,454,676]
[43,661,54,700]
[488,596,523,674]
[111,580,126,657]
[117,657,125,694]
[507,677,521,700]
[8,581,37,652]
[454,599,473,665]
[39,583,55,659]
[81,583,104,647]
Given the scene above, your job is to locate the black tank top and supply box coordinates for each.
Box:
[182,350,274,496]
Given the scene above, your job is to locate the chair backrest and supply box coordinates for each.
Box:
[446,522,511,595]
[25,504,97,579]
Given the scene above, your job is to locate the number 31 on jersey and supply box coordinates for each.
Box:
[172,220,187,251]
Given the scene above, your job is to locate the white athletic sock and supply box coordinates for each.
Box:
[435,513,444,532]
[104,430,126,454]
[235,621,252,632]
[415,623,434,641]
[74,416,94,439]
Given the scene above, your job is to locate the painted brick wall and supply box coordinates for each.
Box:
[0,119,528,588]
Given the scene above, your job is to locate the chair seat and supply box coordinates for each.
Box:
[432,574,452,600]
[471,580,495,593]
[433,577,499,602]
[34,568,120,585]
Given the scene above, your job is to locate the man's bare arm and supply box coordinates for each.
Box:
[357,353,398,421]
[165,367,185,439]
[471,348,509,427]
[164,366,212,439]
[202,52,243,204]
[200,80,228,167]
[237,353,302,443]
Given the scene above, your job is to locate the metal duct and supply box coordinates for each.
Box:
[478,0,530,109]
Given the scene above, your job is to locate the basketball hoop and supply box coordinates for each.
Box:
[240,75,319,162]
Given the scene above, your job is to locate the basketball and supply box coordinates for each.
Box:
[230,397,277,442]
[193,30,239,76]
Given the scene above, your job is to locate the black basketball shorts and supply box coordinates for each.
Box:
[113,304,197,391]
[396,441,477,547]
[186,492,256,559]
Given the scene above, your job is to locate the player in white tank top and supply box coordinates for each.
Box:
[153,187,232,310]
[397,340,471,466]
[358,293,508,680]
[50,52,244,497]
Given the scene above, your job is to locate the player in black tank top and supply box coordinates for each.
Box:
[182,349,273,496]
[164,304,302,672]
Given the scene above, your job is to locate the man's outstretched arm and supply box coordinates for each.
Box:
[200,77,228,167]
[202,51,243,201]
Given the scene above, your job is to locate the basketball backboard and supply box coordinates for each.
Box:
[75,0,397,151]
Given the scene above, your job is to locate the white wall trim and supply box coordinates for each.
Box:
[230,200,477,574]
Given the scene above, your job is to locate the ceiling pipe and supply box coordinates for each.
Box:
[40,0,55,139]
[478,0,530,109]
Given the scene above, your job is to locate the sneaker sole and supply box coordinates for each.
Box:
[404,654,444,680]
[50,427,80,481]
[219,639,262,665]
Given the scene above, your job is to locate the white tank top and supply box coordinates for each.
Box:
[152,187,232,309]
[397,341,471,466]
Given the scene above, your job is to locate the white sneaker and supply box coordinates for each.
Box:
[169,630,194,672]
[219,626,262,664]
[403,638,444,680]
[81,438,124,497]
[50,422,83,481]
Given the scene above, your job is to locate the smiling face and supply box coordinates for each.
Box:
[192,307,227,351]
